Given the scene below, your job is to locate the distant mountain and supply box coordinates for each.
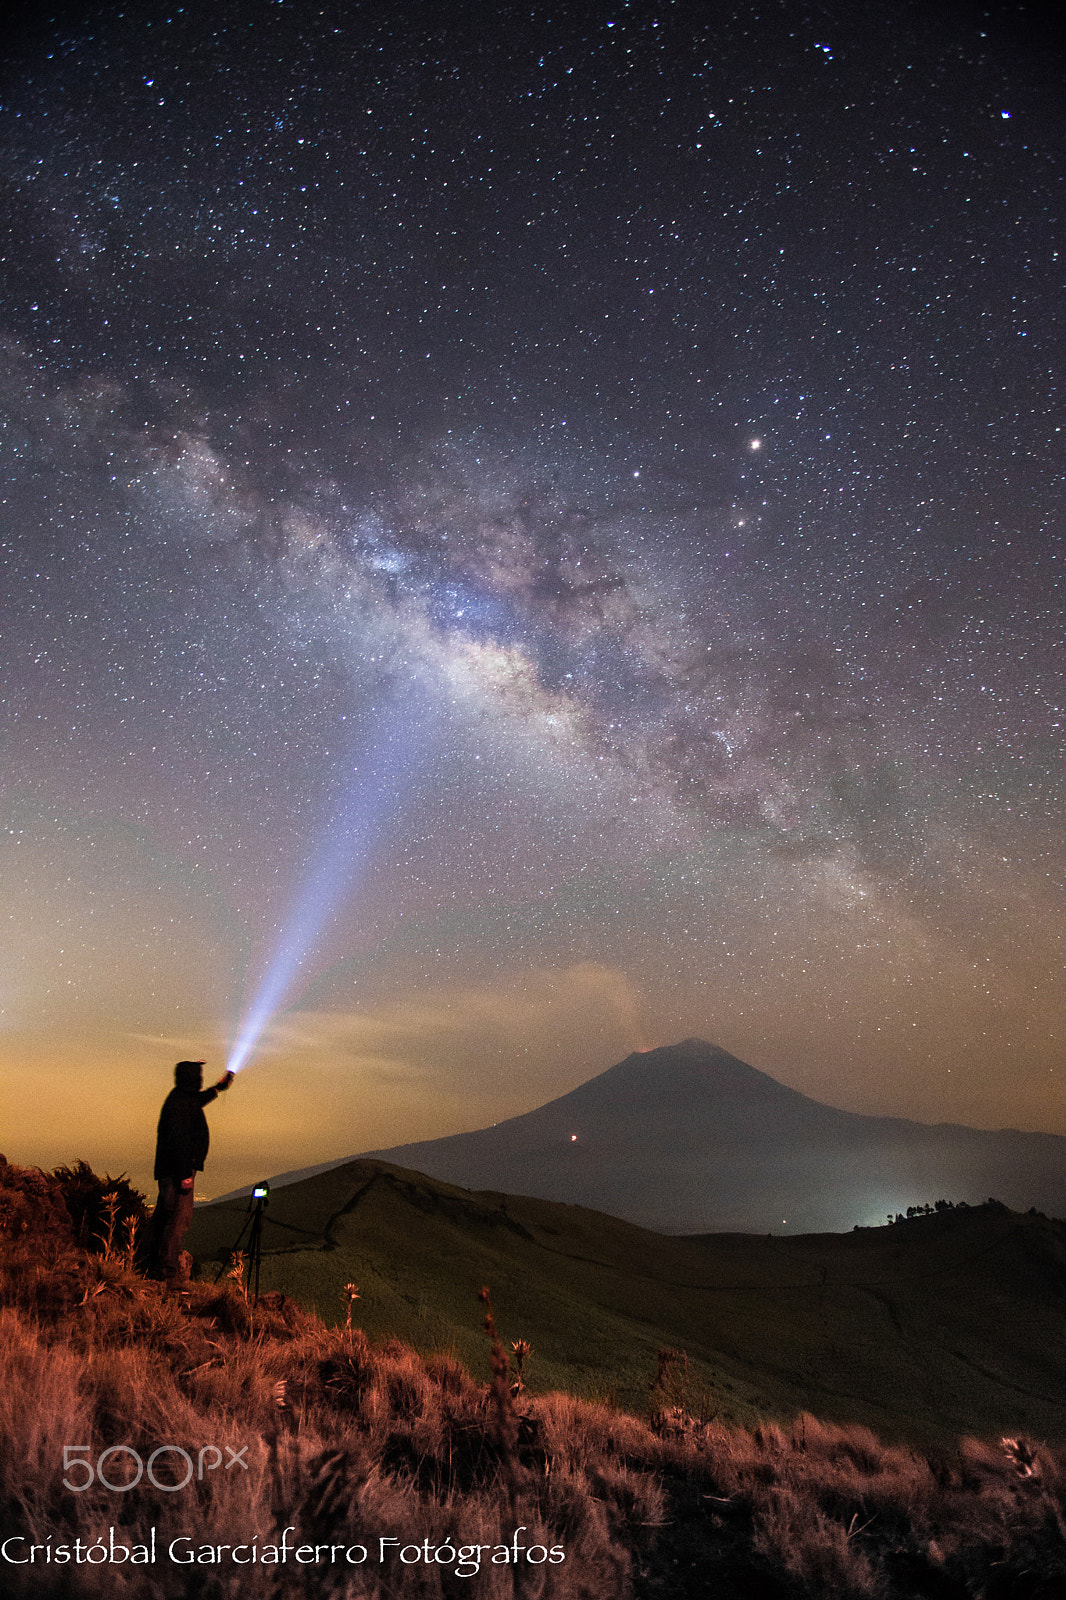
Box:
[343,1039,1065,1234]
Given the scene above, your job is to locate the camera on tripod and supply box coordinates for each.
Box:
[215,1180,272,1303]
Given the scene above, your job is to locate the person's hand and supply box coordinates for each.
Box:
[179,1176,194,1193]
[217,1070,235,1091]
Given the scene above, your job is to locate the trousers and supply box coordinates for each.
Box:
[148,1176,195,1281]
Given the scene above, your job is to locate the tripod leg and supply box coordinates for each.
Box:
[249,1203,263,1306]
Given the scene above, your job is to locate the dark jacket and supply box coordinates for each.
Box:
[153,1085,221,1181]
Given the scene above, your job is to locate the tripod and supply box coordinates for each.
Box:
[215,1185,269,1305]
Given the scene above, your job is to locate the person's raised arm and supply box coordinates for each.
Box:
[197,1071,234,1106]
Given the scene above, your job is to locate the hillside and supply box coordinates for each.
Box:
[188,1157,1066,1450]
[4,1155,1066,1599]
[261,1040,1065,1235]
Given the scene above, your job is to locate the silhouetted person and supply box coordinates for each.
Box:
[148,1060,234,1283]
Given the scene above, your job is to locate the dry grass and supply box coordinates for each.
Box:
[1,1156,1064,1598]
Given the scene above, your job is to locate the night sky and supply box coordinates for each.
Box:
[1,1,1060,1198]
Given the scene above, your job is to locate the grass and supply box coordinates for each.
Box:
[187,1158,1066,1449]
[2,1153,1065,1598]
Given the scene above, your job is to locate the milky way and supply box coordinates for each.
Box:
[0,1,1060,1191]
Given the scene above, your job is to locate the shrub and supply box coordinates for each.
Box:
[49,1160,150,1256]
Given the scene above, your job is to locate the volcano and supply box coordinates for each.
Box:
[349,1039,1065,1233]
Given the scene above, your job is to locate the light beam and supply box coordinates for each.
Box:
[226,698,428,1075]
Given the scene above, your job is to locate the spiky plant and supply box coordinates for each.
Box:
[97,1190,119,1260]
[510,1337,533,1396]
[227,1249,247,1299]
[122,1212,139,1271]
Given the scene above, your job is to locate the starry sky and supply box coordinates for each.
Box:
[1,0,1061,1198]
